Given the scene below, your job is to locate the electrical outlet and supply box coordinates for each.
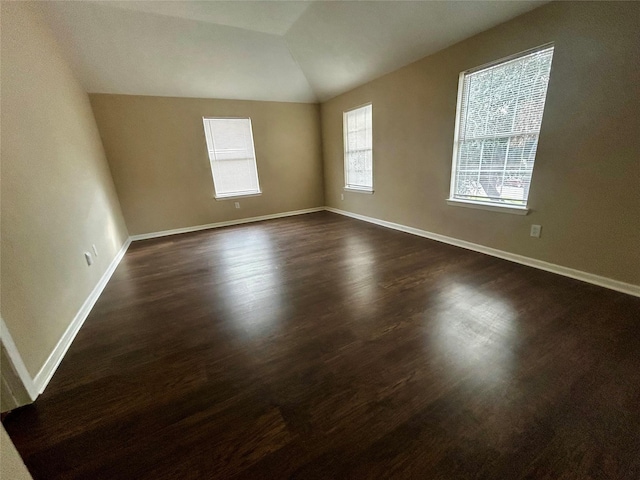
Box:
[530,225,542,238]
[92,244,98,256]
[234,202,240,209]
[84,252,93,266]
[341,193,344,200]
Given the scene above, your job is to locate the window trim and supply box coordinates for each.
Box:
[343,103,374,193]
[446,198,529,215]
[213,192,262,201]
[344,187,374,194]
[203,116,262,200]
[447,43,554,213]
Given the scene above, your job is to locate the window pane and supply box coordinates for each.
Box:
[346,150,373,189]
[344,104,373,190]
[203,118,261,197]
[452,46,553,207]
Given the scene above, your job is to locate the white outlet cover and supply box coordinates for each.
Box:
[235,202,240,208]
[530,225,542,238]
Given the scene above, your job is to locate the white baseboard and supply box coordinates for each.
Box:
[325,207,640,298]
[0,317,39,401]
[32,238,132,394]
[130,207,325,241]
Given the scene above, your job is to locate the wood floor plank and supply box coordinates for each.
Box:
[4,211,640,479]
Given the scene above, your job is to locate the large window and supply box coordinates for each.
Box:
[449,45,554,211]
[203,117,261,199]
[344,104,373,192]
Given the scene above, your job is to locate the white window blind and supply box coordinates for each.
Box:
[344,104,373,191]
[203,118,261,198]
[450,45,554,208]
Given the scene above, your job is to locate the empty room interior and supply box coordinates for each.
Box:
[1,1,639,478]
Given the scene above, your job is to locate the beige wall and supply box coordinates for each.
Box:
[321,1,640,286]
[0,3,129,377]
[1,424,33,480]
[90,94,324,235]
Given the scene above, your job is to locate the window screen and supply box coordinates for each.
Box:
[203,118,261,198]
[450,45,554,207]
[344,104,373,191]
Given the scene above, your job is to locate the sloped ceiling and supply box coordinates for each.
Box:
[36,1,547,103]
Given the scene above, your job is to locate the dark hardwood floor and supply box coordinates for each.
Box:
[4,211,640,479]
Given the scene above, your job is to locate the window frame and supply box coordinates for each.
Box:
[202,116,262,200]
[343,103,374,194]
[448,43,554,215]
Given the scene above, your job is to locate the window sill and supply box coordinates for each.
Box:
[214,192,262,201]
[446,198,529,215]
[344,187,374,194]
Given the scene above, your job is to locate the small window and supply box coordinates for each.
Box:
[203,117,261,199]
[344,104,373,192]
[449,45,554,210]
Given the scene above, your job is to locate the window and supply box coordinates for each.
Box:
[203,117,261,199]
[449,45,554,212]
[344,104,373,192]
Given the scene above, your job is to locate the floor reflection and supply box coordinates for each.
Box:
[431,282,517,386]
[214,228,283,337]
[343,234,377,316]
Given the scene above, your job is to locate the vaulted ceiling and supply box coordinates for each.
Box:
[37,1,547,103]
